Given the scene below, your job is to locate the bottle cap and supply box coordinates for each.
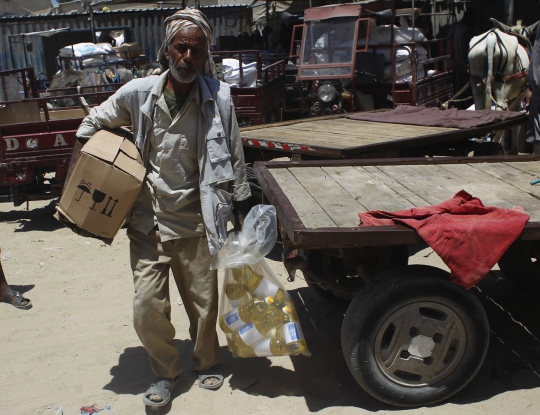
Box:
[265,296,274,304]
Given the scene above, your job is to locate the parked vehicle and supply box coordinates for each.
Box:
[0,67,117,206]
[253,154,540,407]
[291,1,454,116]
[212,50,287,126]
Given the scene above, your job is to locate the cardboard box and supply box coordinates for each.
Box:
[57,129,145,242]
[113,42,142,59]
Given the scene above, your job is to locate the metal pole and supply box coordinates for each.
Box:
[89,5,96,43]
[411,0,415,34]
[266,0,270,26]
[195,0,200,9]
[504,0,514,26]
[8,35,16,70]
[23,35,29,69]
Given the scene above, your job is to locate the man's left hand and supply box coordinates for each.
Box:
[232,201,248,232]
[233,213,245,232]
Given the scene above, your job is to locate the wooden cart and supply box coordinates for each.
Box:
[253,155,540,407]
[241,113,528,161]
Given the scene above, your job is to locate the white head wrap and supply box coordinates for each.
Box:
[156,8,217,79]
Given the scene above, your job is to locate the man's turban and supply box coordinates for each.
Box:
[157,8,217,79]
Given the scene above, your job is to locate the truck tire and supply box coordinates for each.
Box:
[498,240,540,290]
[341,265,489,407]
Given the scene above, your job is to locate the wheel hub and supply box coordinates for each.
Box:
[374,301,467,387]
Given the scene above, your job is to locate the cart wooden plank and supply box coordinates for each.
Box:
[242,118,459,151]
[242,114,527,158]
[253,157,540,248]
[360,166,432,207]
[271,168,336,228]
[321,166,415,212]
[287,166,363,227]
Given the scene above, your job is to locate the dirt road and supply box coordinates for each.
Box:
[1,200,540,415]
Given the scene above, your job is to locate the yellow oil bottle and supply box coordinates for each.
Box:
[229,331,289,357]
[219,296,274,334]
[224,281,250,308]
[282,306,308,355]
[231,266,293,308]
[236,307,286,345]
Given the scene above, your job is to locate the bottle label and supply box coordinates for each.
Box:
[283,322,304,344]
[253,338,273,357]
[238,322,264,345]
[223,309,246,331]
[252,278,279,298]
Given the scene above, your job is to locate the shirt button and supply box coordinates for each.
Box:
[157,195,162,199]
[217,132,222,137]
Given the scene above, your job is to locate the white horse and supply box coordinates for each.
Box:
[468,19,539,153]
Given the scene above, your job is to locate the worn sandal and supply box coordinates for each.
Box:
[142,376,178,407]
[198,366,224,390]
[2,291,32,310]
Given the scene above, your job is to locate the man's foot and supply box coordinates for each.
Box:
[2,290,32,310]
[198,365,224,390]
[142,376,179,407]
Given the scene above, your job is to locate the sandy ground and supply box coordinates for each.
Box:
[2,200,540,415]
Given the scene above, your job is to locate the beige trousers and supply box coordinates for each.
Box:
[128,226,220,379]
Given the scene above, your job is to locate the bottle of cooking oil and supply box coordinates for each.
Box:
[230,331,289,357]
[282,306,308,355]
[253,332,288,357]
[224,281,250,308]
[229,332,256,357]
[231,266,285,301]
[236,307,286,345]
[219,296,274,334]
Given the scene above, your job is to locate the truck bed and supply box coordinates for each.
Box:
[242,113,527,159]
[253,156,540,248]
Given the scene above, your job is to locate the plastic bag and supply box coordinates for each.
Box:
[214,205,310,358]
[211,205,277,270]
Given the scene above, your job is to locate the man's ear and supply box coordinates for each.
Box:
[164,46,170,61]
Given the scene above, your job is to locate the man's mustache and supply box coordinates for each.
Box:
[177,62,195,71]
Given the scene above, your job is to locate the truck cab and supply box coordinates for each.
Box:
[293,1,454,115]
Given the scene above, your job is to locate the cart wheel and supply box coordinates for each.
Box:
[342,265,489,407]
[498,240,540,290]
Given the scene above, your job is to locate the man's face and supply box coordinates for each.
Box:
[165,26,207,83]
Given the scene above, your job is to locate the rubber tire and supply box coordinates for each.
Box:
[341,265,489,408]
[498,240,540,290]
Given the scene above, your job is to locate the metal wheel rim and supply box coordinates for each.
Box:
[374,300,467,387]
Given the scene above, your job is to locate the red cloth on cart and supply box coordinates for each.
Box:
[358,190,530,289]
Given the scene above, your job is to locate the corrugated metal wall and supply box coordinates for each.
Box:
[1,6,252,79]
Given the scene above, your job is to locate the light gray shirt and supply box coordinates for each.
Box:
[130,80,205,240]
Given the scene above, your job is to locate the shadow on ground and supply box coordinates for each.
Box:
[6,284,35,295]
[0,200,63,232]
[103,250,540,413]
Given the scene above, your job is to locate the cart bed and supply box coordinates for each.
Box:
[242,113,527,158]
[254,156,540,248]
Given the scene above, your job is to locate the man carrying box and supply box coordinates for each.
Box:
[66,8,251,408]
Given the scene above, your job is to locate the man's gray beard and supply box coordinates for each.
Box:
[169,56,200,83]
